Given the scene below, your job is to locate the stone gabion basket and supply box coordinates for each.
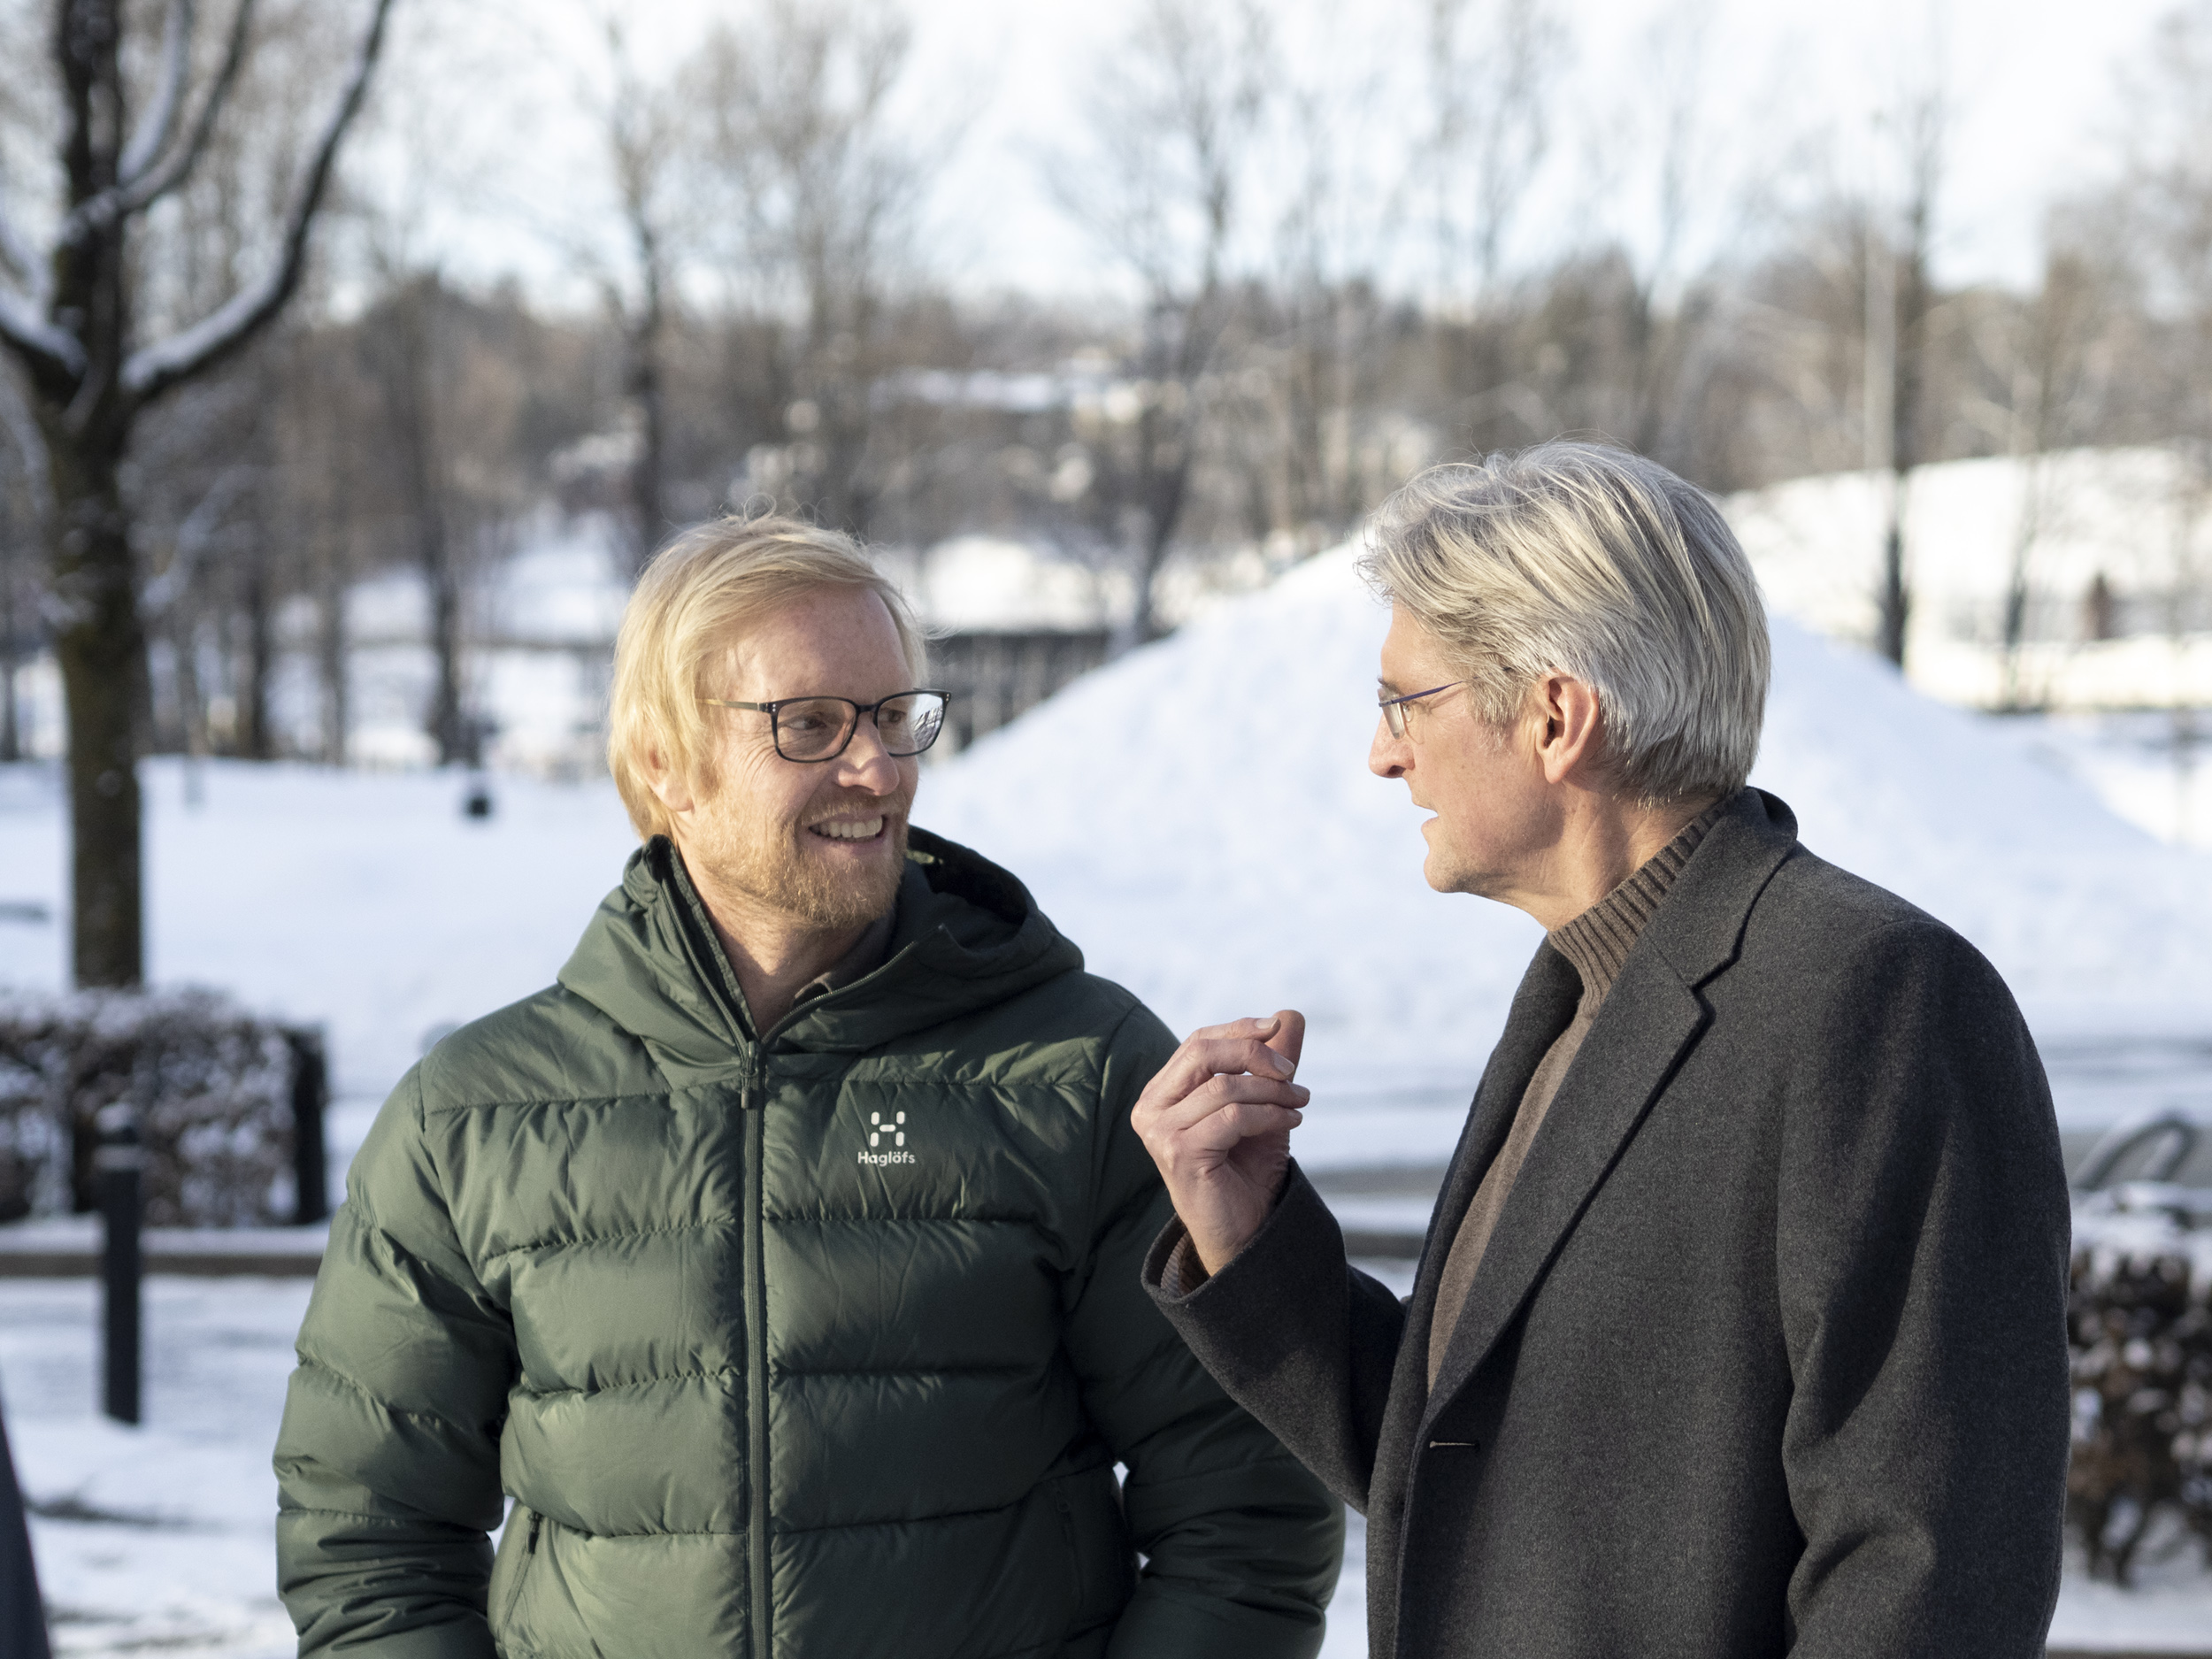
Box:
[2067,1188,2212,1584]
[0,988,303,1227]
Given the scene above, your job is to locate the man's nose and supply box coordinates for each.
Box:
[1370,716,1409,780]
[836,715,902,791]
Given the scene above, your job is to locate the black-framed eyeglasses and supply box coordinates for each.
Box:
[1377,681,1464,739]
[701,688,951,763]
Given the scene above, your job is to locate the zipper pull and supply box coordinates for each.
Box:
[527,1513,542,1554]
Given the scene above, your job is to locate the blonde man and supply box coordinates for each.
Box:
[274,515,1340,1658]
[1133,443,2071,1659]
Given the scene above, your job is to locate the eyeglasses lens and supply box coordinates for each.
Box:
[772,699,856,761]
[773,693,948,761]
[881,692,947,756]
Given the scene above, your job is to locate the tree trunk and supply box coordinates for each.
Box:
[1878,515,1910,670]
[45,424,146,987]
[629,337,666,570]
[0,539,20,764]
[240,541,273,758]
[623,258,668,572]
[425,532,466,765]
[316,546,348,766]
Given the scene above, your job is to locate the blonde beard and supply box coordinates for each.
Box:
[684,794,910,932]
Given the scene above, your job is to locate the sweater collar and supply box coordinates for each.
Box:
[1548,795,1730,1002]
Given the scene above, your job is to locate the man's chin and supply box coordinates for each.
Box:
[788,818,908,925]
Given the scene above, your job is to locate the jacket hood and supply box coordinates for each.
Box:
[557,826,1082,1083]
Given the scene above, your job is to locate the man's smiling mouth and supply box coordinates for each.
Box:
[810,816,887,841]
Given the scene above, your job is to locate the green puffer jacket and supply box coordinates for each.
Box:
[273,829,1340,1659]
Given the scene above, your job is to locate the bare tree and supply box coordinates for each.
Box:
[1975,244,2116,707]
[1425,0,1566,310]
[1242,19,1427,549]
[557,11,692,572]
[1860,75,1949,669]
[695,0,936,539]
[0,382,48,763]
[0,0,395,986]
[2116,0,2212,832]
[1052,0,1271,643]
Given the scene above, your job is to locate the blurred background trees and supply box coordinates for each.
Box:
[4,0,2212,983]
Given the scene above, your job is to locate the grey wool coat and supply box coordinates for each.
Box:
[1145,788,2073,1659]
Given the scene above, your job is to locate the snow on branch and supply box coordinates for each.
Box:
[0,288,84,379]
[0,204,47,302]
[120,0,392,405]
[117,0,199,188]
[65,0,257,244]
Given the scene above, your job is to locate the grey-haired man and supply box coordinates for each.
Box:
[1133,442,2072,1659]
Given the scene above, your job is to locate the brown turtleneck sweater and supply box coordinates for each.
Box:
[1425,800,1725,1386]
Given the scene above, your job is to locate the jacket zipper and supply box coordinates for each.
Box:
[741,1052,771,1659]
[499,1509,541,1628]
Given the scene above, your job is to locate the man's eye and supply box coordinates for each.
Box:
[879,708,910,730]
[783,712,833,734]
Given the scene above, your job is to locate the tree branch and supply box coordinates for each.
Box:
[120,0,393,406]
[0,289,85,380]
[142,461,257,618]
[0,204,48,303]
[117,0,196,186]
[64,0,257,243]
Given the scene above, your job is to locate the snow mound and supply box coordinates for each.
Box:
[920,543,2212,1103]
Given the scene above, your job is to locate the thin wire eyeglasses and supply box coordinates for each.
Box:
[1377,681,1466,739]
[701,689,951,763]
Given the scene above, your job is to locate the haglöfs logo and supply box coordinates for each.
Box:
[860,1110,914,1166]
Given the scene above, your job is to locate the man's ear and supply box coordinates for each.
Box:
[641,744,697,818]
[1535,673,1605,786]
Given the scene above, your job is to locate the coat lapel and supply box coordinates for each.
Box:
[1418,788,1802,1420]
[1359,945,1580,1541]
[1422,951,1708,1417]
[1410,947,1580,1309]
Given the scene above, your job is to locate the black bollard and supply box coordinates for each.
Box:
[287,1028,330,1226]
[95,1104,142,1426]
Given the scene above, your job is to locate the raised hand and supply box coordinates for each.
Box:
[1131,1010,1310,1275]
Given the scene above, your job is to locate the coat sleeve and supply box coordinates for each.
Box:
[1141,1165,1408,1517]
[1776,919,2072,1655]
[1057,1002,1345,1659]
[273,1068,516,1656]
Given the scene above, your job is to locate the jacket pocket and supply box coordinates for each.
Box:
[1047,1469,1134,1635]
[492,1506,542,1639]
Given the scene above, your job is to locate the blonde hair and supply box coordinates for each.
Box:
[1359,442,1769,807]
[607,514,929,840]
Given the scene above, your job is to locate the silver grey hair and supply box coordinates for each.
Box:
[1359,441,1770,807]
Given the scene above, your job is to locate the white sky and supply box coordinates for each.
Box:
[353,0,2187,310]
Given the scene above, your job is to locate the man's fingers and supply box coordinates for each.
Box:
[1183,1015,1282,1045]
[1263,1009,1306,1073]
[1163,1097,1304,1160]
[1147,1034,1300,1104]
[1145,1071,1310,1137]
